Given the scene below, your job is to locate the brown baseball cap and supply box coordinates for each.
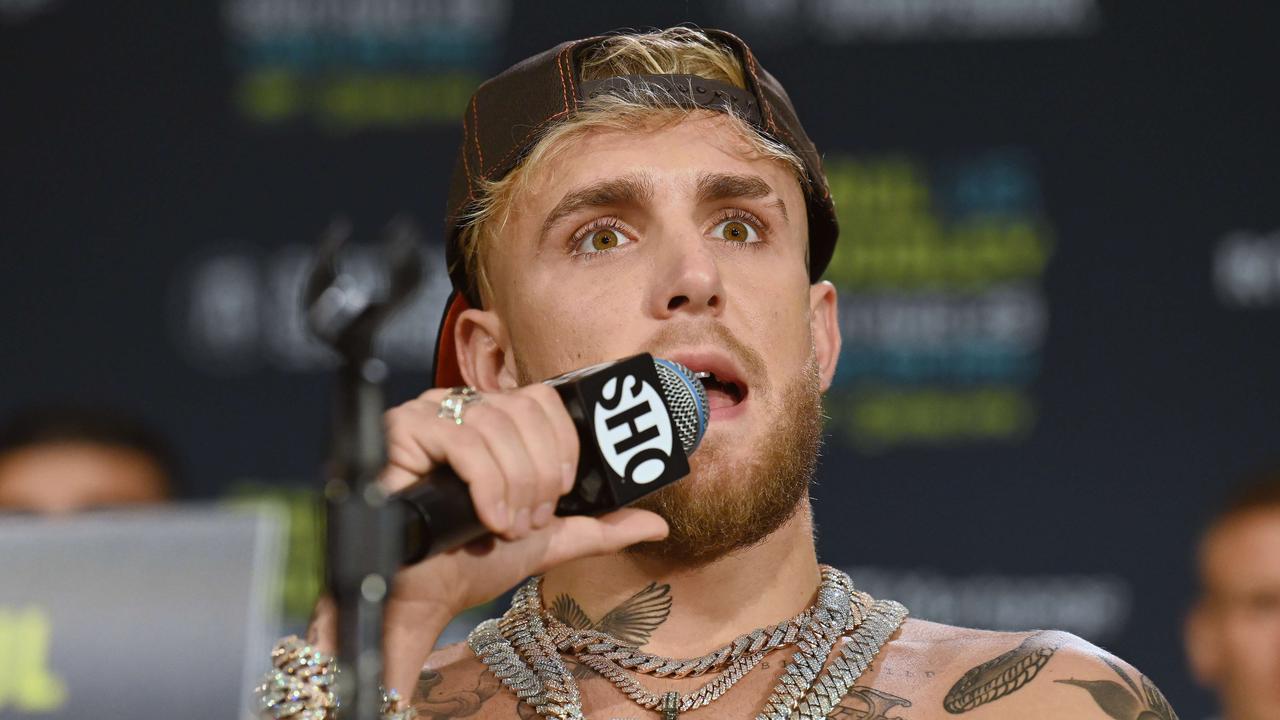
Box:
[433,28,838,388]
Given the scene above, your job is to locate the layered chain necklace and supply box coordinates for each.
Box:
[468,566,907,720]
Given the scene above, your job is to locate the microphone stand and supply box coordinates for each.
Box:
[304,218,423,720]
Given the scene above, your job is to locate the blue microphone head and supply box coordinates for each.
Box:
[652,358,709,455]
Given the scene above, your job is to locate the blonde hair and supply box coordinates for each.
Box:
[456,27,807,305]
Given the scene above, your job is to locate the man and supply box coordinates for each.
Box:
[292,28,1177,719]
[1186,472,1280,720]
[0,405,172,513]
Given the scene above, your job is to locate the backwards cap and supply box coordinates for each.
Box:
[433,28,838,387]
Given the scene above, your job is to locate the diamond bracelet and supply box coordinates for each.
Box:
[254,636,416,720]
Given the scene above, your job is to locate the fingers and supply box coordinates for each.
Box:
[441,420,514,534]
[467,402,535,534]
[526,384,581,496]
[514,384,579,528]
[381,383,581,541]
[384,391,512,534]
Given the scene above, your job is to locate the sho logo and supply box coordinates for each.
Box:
[594,374,673,485]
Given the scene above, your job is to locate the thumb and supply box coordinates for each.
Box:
[537,508,669,571]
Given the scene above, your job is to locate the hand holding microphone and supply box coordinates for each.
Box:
[393,354,709,563]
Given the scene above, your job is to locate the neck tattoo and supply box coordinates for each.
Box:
[468,566,907,719]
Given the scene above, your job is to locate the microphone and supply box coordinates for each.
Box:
[395,353,710,563]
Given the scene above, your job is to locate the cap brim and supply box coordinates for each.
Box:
[431,290,470,388]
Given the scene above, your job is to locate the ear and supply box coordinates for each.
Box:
[809,281,841,392]
[1184,601,1222,688]
[454,308,519,391]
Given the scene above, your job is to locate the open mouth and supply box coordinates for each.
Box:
[695,371,747,411]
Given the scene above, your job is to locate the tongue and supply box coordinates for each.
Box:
[705,386,740,410]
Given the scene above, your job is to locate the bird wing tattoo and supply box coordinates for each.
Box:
[596,582,672,647]
[1054,653,1180,720]
[548,594,594,630]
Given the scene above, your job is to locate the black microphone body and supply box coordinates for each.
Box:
[395,353,708,564]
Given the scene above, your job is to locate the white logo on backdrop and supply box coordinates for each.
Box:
[845,566,1132,641]
[174,235,452,374]
[1215,229,1280,308]
[719,0,1099,42]
[839,284,1048,350]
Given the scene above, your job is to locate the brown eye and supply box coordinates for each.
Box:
[718,220,756,242]
[722,221,747,240]
[572,224,633,255]
[591,229,619,251]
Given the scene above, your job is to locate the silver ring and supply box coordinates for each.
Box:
[437,386,481,425]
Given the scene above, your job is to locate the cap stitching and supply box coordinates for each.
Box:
[485,45,575,180]
[742,49,776,133]
[471,95,485,173]
[556,44,571,114]
[563,44,578,100]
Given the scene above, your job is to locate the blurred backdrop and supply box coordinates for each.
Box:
[2,1,1278,717]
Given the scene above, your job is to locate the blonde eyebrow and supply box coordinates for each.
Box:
[540,173,655,240]
[695,172,788,221]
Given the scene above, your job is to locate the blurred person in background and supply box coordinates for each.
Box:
[0,405,175,513]
[1186,469,1280,720]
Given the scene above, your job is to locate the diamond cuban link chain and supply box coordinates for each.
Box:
[552,567,864,714]
[543,567,852,679]
[468,566,906,720]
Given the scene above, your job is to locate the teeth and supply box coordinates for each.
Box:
[694,371,746,405]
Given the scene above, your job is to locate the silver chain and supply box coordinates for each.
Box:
[575,645,768,712]
[471,580,585,720]
[559,567,864,713]
[544,566,857,680]
[757,596,906,719]
[468,567,907,720]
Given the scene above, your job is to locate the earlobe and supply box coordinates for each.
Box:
[455,309,517,391]
[809,281,841,391]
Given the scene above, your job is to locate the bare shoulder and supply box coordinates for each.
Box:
[995,635,1180,720]
[413,641,518,719]
[845,619,1043,711]
[867,619,1178,720]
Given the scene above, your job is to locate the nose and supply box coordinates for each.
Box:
[650,231,726,318]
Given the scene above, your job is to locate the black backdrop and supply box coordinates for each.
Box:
[3,1,1279,716]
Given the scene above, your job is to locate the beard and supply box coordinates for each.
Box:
[626,356,825,568]
[514,322,827,570]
